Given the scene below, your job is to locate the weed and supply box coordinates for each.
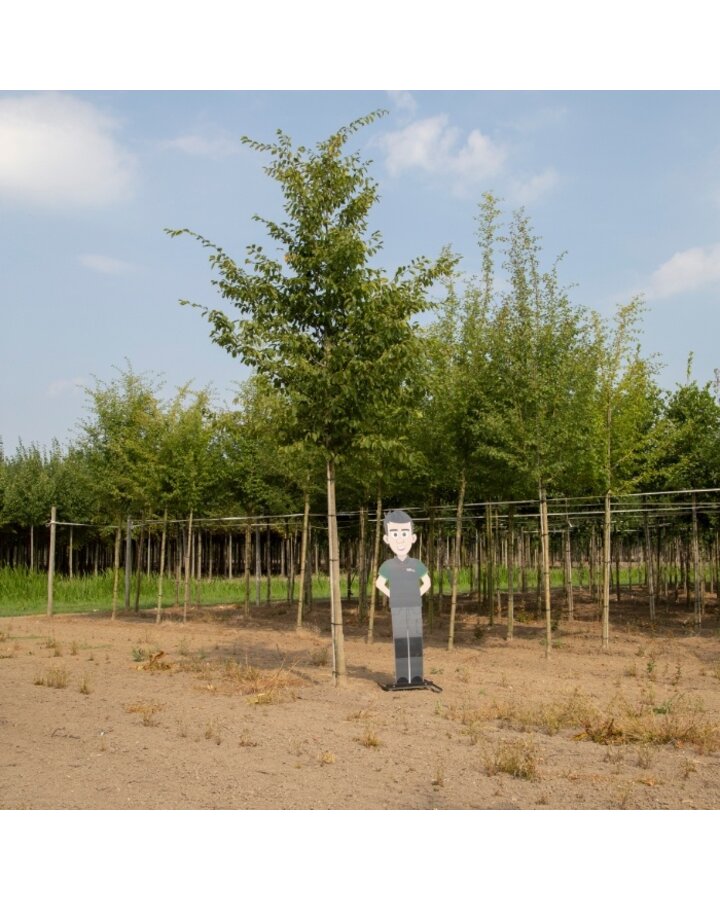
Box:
[36,666,69,689]
[0,631,8,642]
[347,708,372,722]
[357,728,381,749]
[456,666,470,684]
[124,701,162,726]
[681,756,697,779]
[623,663,638,678]
[612,782,634,809]
[309,645,329,667]
[177,638,191,656]
[239,731,258,748]
[204,719,222,745]
[636,746,655,769]
[485,737,540,781]
[78,674,92,694]
[319,750,336,765]
[646,657,656,681]
[131,647,146,662]
[70,641,79,657]
[431,761,445,787]
[604,746,625,766]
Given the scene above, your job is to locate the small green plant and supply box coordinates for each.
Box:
[646,657,656,681]
[131,647,147,662]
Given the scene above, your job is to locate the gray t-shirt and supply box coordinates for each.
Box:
[378,556,428,608]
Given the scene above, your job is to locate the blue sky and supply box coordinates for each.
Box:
[2,89,720,452]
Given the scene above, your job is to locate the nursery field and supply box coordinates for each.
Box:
[2,591,720,810]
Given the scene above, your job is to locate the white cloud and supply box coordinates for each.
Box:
[78,254,135,275]
[162,133,239,158]
[0,93,136,209]
[47,377,86,398]
[647,244,720,299]
[387,91,418,115]
[508,168,560,205]
[379,114,506,184]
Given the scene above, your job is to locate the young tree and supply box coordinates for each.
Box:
[589,298,658,647]
[170,112,453,685]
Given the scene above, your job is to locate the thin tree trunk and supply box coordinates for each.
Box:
[156,509,168,624]
[507,507,515,641]
[124,517,132,612]
[47,507,56,617]
[296,493,310,629]
[564,519,574,622]
[357,505,368,623]
[112,524,121,621]
[447,470,466,651]
[692,493,702,631]
[487,504,495,626]
[644,509,656,626]
[244,523,251,614]
[134,520,147,614]
[367,490,383,644]
[265,520,272,604]
[255,523,262,606]
[540,488,552,658]
[602,491,612,650]
[326,457,347,685]
[182,510,194,624]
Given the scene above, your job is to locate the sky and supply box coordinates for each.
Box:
[2,88,720,452]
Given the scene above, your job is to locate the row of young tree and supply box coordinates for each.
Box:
[3,113,720,678]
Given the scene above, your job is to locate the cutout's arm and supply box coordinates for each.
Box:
[420,573,431,596]
[375,574,390,598]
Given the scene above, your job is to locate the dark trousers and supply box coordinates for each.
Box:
[390,606,423,683]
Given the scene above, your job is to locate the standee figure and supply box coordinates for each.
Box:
[375,509,432,687]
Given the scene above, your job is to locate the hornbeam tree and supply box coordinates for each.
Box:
[169,112,454,685]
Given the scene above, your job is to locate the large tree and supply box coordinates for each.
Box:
[170,112,453,685]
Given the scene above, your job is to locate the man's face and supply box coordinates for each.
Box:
[383,521,416,560]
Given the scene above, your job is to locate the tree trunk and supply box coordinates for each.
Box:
[643,510,656,626]
[602,491,611,649]
[564,521,574,622]
[540,488,552,658]
[357,505,368,623]
[156,509,168,624]
[326,457,347,685]
[296,493,310,629]
[507,507,515,641]
[182,510,194,624]
[692,493,702,631]
[244,523,251,614]
[47,507,56,617]
[112,524,121,621]
[255,523,262,606]
[367,490,383,644]
[447,470,466,651]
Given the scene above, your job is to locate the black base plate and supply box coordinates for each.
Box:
[379,679,443,693]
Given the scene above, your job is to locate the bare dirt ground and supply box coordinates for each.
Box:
[2,590,720,809]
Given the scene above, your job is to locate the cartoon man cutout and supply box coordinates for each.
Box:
[375,509,431,687]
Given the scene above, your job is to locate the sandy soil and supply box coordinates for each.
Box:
[2,591,720,809]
